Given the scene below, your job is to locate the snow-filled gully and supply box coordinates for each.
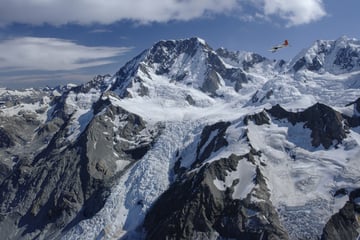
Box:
[63,121,203,240]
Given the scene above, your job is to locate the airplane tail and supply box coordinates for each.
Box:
[284,40,289,46]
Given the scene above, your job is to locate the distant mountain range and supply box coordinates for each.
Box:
[0,36,360,240]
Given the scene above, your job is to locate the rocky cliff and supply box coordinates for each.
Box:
[0,36,360,239]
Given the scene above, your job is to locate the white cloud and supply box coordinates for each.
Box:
[0,0,326,27]
[0,37,132,71]
[0,0,239,26]
[262,0,326,26]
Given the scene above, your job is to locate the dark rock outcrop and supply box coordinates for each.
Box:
[244,102,354,149]
[334,46,360,71]
[216,48,266,72]
[292,57,307,72]
[192,121,231,168]
[354,98,360,114]
[111,38,252,96]
[0,92,158,239]
[291,37,360,73]
[242,53,266,71]
[292,52,324,72]
[1,36,360,240]
[321,189,360,240]
[244,110,270,125]
[206,50,248,92]
[0,127,14,148]
[144,153,288,240]
[143,121,288,240]
[345,98,360,127]
[266,103,349,149]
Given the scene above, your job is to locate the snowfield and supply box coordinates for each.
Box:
[58,37,360,239]
[248,119,360,238]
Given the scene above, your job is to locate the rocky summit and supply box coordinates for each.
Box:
[0,36,360,240]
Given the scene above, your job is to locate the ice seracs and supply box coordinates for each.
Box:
[0,36,360,240]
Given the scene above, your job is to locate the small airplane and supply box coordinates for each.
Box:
[269,40,289,53]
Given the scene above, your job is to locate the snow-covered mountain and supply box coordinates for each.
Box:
[290,36,360,74]
[0,36,360,240]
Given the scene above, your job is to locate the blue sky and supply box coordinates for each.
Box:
[0,0,359,89]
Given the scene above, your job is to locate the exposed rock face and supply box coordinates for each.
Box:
[215,47,240,64]
[334,46,360,71]
[148,38,204,75]
[0,116,87,239]
[215,48,266,72]
[0,127,14,148]
[355,98,360,114]
[292,57,307,72]
[0,114,44,187]
[205,50,248,93]
[345,98,360,127]
[145,153,288,240]
[185,94,196,105]
[266,103,349,149]
[242,53,266,72]
[321,189,360,240]
[111,37,252,97]
[244,110,270,125]
[291,36,360,73]
[1,36,360,240]
[0,88,158,239]
[293,56,324,72]
[192,121,231,168]
[144,121,288,240]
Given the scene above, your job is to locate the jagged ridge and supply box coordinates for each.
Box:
[0,36,360,240]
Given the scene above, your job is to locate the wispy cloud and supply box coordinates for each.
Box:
[262,0,326,27]
[89,28,113,34]
[0,0,326,27]
[0,37,132,71]
[0,0,239,26]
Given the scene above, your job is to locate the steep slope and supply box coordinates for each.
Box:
[143,122,289,240]
[65,37,360,240]
[245,104,360,239]
[0,80,160,239]
[321,189,360,240]
[110,37,280,103]
[290,36,360,74]
[0,37,360,240]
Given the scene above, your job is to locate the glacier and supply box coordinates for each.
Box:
[0,36,360,239]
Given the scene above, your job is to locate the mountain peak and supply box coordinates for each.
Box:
[334,35,359,45]
[111,37,275,100]
[150,37,210,56]
[147,37,212,66]
[1,36,360,240]
[290,36,360,74]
